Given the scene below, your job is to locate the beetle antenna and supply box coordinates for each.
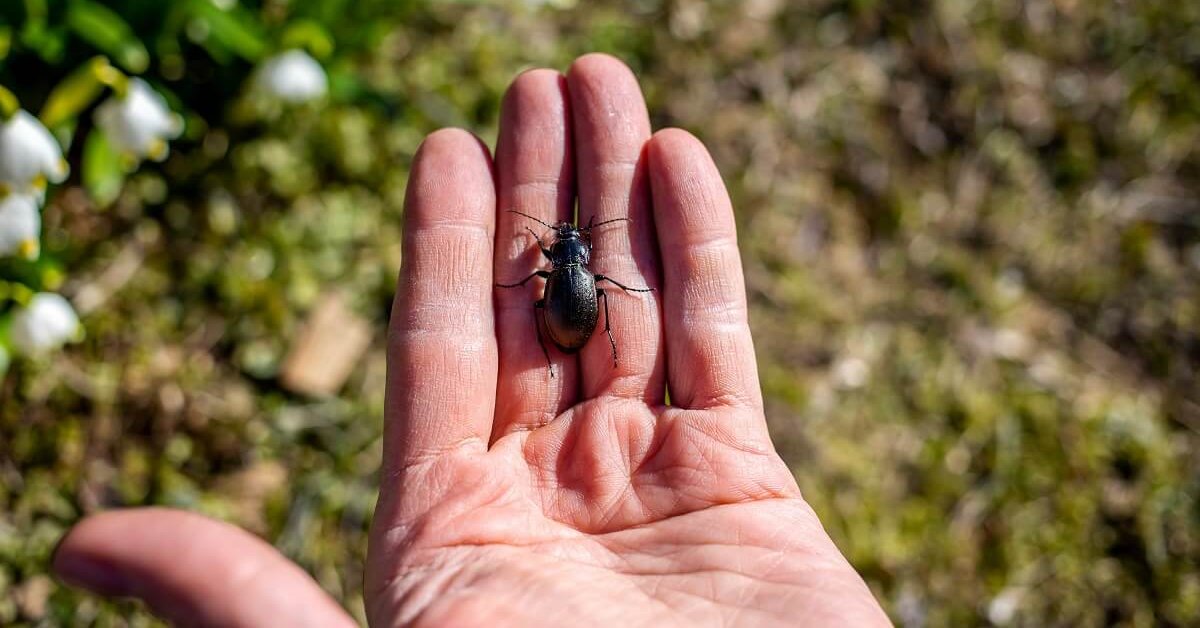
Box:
[580,217,631,233]
[508,210,556,231]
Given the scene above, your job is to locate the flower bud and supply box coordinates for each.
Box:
[0,110,68,197]
[10,292,81,355]
[0,193,40,259]
[95,78,183,161]
[255,50,329,103]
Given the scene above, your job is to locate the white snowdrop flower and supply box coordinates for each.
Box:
[10,292,80,356]
[987,588,1023,625]
[255,50,328,103]
[0,110,68,197]
[0,193,40,259]
[95,78,183,161]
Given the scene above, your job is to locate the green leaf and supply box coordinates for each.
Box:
[0,85,18,119]
[39,57,109,128]
[82,128,125,207]
[22,0,48,21]
[0,25,12,61]
[188,0,267,62]
[66,0,150,73]
[19,22,67,64]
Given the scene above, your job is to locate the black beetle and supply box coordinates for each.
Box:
[497,210,653,377]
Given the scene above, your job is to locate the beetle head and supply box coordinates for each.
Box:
[556,222,581,240]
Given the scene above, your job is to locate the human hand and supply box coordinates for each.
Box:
[52,54,889,627]
[364,54,888,626]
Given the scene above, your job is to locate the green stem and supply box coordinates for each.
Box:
[91,57,129,98]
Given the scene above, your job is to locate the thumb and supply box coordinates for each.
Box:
[53,507,356,628]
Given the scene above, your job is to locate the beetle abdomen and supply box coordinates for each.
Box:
[543,266,598,352]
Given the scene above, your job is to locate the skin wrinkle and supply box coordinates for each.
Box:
[393,558,487,626]
[699,343,741,405]
[389,479,509,559]
[508,178,563,210]
[392,332,495,459]
[673,242,743,312]
[590,194,647,232]
[588,509,859,614]
[496,230,546,275]
[672,199,725,238]
[600,544,849,624]
[641,579,787,626]
[380,436,486,482]
[640,427,753,510]
[591,238,656,291]
[522,402,784,536]
[392,499,844,626]
[541,404,663,531]
[405,556,672,628]
[500,404,556,434]
[684,337,760,409]
[405,229,492,293]
[607,535,844,589]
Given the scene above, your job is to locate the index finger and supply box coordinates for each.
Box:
[383,128,498,472]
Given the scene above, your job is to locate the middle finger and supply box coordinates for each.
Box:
[567,54,664,404]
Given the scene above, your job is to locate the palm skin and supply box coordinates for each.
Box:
[52,55,889,627]
[367,404,885,626]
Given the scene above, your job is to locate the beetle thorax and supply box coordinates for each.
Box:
[551,234,589,266]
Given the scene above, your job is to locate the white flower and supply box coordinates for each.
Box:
[95,78,183,161]
[0,110,68,197]
[10,292,80,355]
[987,588,1023,625]
[255,50,328,103]
[0,193,40,259]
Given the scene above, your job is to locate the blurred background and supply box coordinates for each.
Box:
[1,0,1198,625]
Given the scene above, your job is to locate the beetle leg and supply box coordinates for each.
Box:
[594,274,653,293]
[534,298,555,378]
[525,227,554,261]
[597,288,618,367]
[496,269,550,288]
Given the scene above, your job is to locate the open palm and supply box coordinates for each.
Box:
[53,55,887,627]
